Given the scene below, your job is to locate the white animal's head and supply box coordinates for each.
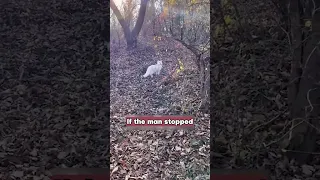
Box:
[157,60,163,65]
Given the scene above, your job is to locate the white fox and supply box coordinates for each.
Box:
[142,61,163,78]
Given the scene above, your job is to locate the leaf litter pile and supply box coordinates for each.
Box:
[1,0,109,179]
[110,37,210,179]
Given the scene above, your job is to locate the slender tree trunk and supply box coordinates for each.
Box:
[285,0,320,163]
[110,0,149,49]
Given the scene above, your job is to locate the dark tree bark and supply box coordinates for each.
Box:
[285,0,320,163]
[110,0,149,49]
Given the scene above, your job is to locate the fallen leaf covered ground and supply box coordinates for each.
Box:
[1,0,109,179]
[3,0,320,179]
[110,38,210,179]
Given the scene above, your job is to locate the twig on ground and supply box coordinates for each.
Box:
[247,108,287,135]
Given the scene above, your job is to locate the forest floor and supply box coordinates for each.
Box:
[1,1,109,179]
[109,38,210,179]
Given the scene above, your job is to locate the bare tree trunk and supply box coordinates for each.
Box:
[285,0,320,163]
[287,0,302,109]
[110,0,149,49]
